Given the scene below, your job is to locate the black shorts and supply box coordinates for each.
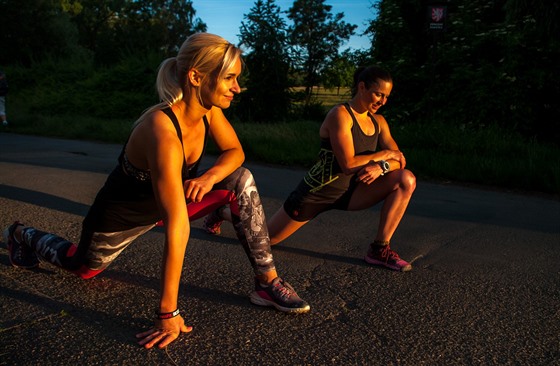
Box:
[283,178,358,222]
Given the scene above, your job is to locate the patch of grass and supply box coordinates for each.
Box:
[393,121,560,194]
[6,97,132,144]
[8,113,132,144]
[231,120,320,167]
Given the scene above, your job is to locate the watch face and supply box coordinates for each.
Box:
[381,161,390,172]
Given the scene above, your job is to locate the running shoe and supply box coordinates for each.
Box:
[203,207,225,235]
[250,277,310,313]
[365,244,412,272]
[3,221,39,268]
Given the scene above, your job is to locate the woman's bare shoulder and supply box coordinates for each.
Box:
[131,110,182,148]
[325,104,353,126]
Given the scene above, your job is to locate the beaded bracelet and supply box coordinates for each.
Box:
[155,309,180,320]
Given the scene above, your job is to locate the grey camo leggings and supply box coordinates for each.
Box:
[20,167,275,278]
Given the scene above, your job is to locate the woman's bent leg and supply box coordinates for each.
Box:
[347,169,416,272]
[212,167,275,276]
[192,167,310,313]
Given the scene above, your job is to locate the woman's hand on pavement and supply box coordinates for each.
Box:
[136,315,192,349]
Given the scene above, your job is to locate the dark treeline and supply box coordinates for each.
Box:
[368,0,559,143]
[0,0,558,142]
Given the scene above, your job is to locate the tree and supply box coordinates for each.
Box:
[502,0,560,140]
[321,50,356,96]
[0,0,81,66]
[366,0,559,141]
[364,0,430,123]
[287,0,357,100]
[119,0,207,55]
[61,0,206,64]
[237,0,291,122]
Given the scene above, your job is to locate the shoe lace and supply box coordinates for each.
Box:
[8,225,23,261]
[379,245,400,262]
[9,223,36,263]
[11,239,32,263]
[273,281,294,300]
[14,246,24,261]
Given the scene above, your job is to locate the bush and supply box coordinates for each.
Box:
[12,52,162,120]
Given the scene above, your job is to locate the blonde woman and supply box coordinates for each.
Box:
[3,33,309,350]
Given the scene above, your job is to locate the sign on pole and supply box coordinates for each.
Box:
[428,5,447,30]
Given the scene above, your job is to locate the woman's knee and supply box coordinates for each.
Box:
[64,250,105,279]
[221,166,255,191]
[235,166,255,187]
[400,169,416,192]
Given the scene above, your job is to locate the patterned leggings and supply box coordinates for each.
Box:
[20,167,275,278]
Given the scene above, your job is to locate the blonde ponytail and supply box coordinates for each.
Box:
[133,33,242,128]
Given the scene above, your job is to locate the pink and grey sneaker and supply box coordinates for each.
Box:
[250,277,310,314]
[203,207,225,235]
[365,243,412,272]
[3,221,39,269]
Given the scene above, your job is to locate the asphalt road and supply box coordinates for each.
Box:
[1,132,559,366]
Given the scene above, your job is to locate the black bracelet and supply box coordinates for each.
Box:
[155,308,180,320]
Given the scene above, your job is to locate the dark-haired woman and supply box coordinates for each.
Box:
[205,65,416,272]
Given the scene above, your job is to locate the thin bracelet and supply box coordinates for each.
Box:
[155,309,180,320]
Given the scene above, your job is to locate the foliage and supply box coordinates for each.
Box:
[4,105,558,194]
[10,52,161,120]
[0,0,84,66]
[365,0,431,124]
[367,0,560,142]
[236,0,291,122]
[322,50,361,94]
[0,0,206,67]
[61,0,207,65]
[225,120,321,166]
[287,0,357,100]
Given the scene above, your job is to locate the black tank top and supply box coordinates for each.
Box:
[302,103,379,194]
[83,108,209,232]
[120,107,207,182]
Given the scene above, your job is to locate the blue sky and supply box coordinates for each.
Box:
[191,0,377,51]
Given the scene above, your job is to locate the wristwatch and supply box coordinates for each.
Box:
[378,160,390,175]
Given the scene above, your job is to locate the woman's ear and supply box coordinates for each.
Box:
[357,81,366,93]
[187,69,202,87]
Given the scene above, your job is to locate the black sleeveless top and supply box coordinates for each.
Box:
[82,108,209,232]
[301,103,379,195]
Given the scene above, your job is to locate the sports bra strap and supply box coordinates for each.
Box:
[342,102,379,135]
[160,107,209,179]
[161,107,188,177]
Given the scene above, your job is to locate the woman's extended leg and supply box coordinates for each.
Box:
[267,208,309,245]
[6,222,154,279]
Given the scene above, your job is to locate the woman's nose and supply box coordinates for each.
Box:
[232,80,241,93]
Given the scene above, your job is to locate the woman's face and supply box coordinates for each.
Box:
[201,57,242,109]
[362,79,392,114]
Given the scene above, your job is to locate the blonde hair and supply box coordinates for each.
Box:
[134,33,242,126]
